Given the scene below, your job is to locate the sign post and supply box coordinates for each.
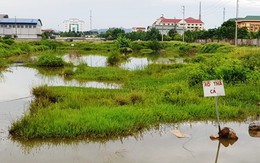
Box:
[202,80,225,132]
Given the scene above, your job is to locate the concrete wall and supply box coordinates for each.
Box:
[195,39,260,46]
[0,23,42,39]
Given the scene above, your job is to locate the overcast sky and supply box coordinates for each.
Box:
[1,0,260,30]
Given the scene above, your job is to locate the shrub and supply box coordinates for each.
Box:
[63,68,75,77]
[179,44,197,56]
[215,63,248,83]
[146,41,162,51]
[241,53,260,71]
[36,54,65,67]
[130,41,146,51]
[40,40,63,50]
[107,52,121,66]
[140,49,153,54]
[1,36,15,45]
[200,43,224,53]
[191,55,207,63]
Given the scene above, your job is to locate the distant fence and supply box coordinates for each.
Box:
[195,39,260,46]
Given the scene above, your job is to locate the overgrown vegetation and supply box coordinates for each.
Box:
[36,53,65,67]
[4,40,260,141]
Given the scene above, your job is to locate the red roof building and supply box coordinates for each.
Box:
[132,27,146,32]
[150,16,204,35]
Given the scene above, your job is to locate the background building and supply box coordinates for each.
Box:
[0,15,42,39]
[0,14,8,18]
[63,18,86,32]
[236,16,260,32]
[132,27,146,32]
[149,16,204,35]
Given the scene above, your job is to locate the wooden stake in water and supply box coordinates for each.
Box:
[214,96,221,132]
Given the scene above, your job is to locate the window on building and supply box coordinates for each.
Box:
[21,25,24,28]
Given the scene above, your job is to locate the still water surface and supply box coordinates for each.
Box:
[63,54,181,70]
[0,65,259,163]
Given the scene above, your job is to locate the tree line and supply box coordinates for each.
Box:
[41,20,260,42]
[98,20,260,42]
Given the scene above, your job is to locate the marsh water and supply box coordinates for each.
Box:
[0,63,259,163]
[62,54,179,70]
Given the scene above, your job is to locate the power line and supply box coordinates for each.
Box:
[0,96,33,104]
[202,0,233,16]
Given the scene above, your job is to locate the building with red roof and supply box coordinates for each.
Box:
[149,16,204,35]
[132,27,146,32]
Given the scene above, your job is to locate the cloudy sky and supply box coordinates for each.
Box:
[1,0,260,30]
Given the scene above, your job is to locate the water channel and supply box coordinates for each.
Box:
[0,64,259,163]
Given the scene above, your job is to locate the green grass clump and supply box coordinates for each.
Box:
[200,43,224,53]
[36,53,65,67]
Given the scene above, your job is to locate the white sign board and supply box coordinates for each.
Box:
[202,80,225,97]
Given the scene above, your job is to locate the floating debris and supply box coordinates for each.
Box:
[171,130,190,138]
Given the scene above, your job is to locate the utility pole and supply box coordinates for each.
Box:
[15,16,17,39]
[161,14,164,41]
[182,5,185,42]
[161,26,164,42]
[223,8,226,23]
[199,1,201,20]
[235,0,239,46]
[90,10,92,31]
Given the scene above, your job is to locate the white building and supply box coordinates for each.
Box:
[149,16,204,35]
[132,27,146,32]
[63,18,86,32]
[0,17,42,39]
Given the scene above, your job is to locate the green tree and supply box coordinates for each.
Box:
[101,28,125,40]
[238,27,249,39]
[126,31,146,41]
[115,37,132,54]
[168,28,177,40]
[146,28,161,41]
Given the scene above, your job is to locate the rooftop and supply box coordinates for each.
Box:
[154,16,204,25]
[230,16,260,22]
[0,18,42,25]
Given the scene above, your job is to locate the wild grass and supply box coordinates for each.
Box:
[36,53,65,67]
[9,42,260,140]
[74,65,130,81]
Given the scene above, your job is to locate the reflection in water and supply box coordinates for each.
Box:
[63,54,107,67]
[214,138,238,163]
[0,66,120,102]
[63,54,151,70]
[120,57,150,70]
[1,120,260,162]
[249,130,260,138]
[63,54,185,71]
[1,66,260,162]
